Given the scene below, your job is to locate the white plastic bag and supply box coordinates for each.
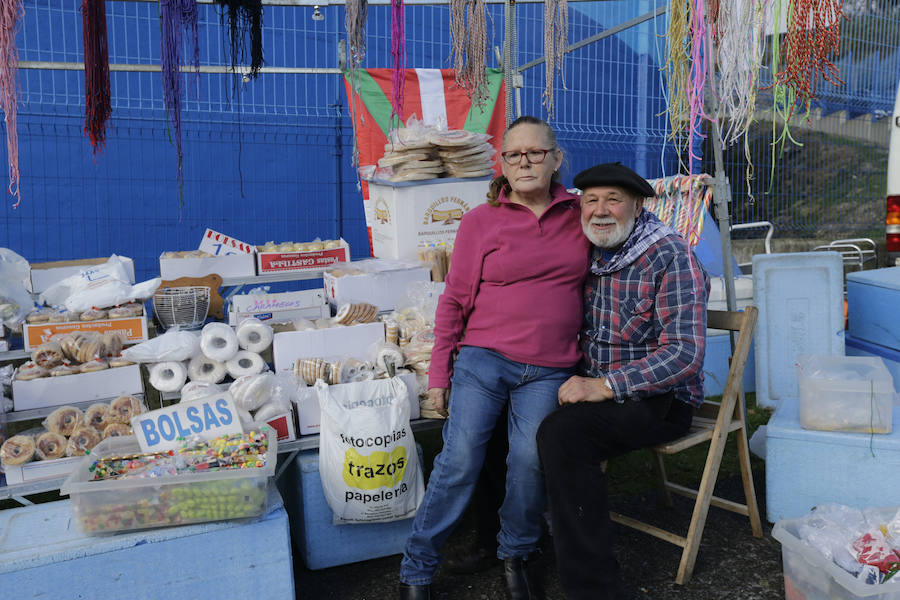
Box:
[0,248,33,327]
[315,377,424,524]
[39,255,161,312]
[121,329,201,363]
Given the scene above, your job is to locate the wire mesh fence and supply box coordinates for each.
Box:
[2,0,899,277]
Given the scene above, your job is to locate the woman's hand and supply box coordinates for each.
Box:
[427,387,450,418]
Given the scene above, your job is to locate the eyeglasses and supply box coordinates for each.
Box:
[500,148,556,165]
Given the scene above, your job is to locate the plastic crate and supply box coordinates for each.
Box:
[797,355,895,434]
[60,430,276,534]
[773,507,900,599]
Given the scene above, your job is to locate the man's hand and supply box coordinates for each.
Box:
[426,387,450,418]
[558,375,614,405]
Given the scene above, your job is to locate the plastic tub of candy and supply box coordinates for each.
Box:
[60,429,276,534]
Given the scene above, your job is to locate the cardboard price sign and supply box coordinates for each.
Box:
[199,228,254,256]
[132,393,243,453]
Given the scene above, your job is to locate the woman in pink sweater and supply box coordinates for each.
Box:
[399,116,591,600]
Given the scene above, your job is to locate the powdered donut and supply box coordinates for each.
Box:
[35,432,68,460]
[0,435,35,466]
[236,318,274,353]
[106,395,144,425]
[66,427,101,456]
[102,423,132,439]
[84,403,110,432]
[200,322,239,362]
[45,406,85,437]
[226,350,266,379]
[149,361,187,392]
[187,355,228,384]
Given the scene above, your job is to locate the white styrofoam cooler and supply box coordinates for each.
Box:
[765,397,900,523]
[752,252,845,408]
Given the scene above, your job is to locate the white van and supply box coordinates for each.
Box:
[887,79,900,266]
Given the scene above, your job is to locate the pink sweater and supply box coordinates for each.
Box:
[429,183,591,389]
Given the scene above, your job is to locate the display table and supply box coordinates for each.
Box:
[0,485,294,599]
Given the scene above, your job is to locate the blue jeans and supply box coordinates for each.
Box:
[400,346,573,585]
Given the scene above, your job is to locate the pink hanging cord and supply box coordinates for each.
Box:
[0,0,23,208]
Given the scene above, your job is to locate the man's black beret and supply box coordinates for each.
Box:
[573,162,656,198]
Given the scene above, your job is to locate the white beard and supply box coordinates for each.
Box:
[582,217,635,249]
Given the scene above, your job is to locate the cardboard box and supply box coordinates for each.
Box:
[27,257,136,294]
[228,289,329,326]
[2,456,82,485]
[256,239,350,275]
[272,321,385,373]
[159,252,256,280]
[766,397,900,522]
[12,364,143,411]
[260,410,297,442]
[369,178,490,260]
[324,259,432,312]
[294,372,420,435]
[22,316,149,351]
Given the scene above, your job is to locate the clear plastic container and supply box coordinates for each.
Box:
[60,429,276,534]
[773,507,900,599]
[797,355,895,434]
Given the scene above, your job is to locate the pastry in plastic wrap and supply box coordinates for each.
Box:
[101,422,132,439]
[101,331,124,357]
[66,426,101,456]
[105,395,144,424]
[25,309,50,324]
[108,355,134,368]
[80,358,109,373]
[15,361,48,381]
[80,308,108,321]
[45,406,85,437]
[1,434,36,466]
[35,431,68,460]
[49,362,81,377]
[84,403,110,432]
[33,339,65,369]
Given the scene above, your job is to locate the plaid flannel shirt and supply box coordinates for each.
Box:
[580,210,710,407]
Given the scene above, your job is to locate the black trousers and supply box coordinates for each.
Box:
[536,393,693,600]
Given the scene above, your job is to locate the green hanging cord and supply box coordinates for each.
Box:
[767,0,804,195]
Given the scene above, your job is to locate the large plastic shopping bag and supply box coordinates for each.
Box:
[315,377,424,524]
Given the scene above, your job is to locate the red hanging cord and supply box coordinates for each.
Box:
[82,0,112,157]
[1,0,23,207]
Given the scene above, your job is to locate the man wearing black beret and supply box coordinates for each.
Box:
[537,162,709,600]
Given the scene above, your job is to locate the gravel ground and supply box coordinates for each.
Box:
[290,470,785,600]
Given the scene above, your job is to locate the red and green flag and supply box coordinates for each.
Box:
[343,68,507,251]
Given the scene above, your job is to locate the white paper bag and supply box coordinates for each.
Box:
[315,377,424,524]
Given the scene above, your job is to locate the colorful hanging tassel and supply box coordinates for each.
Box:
[160,0,199,199]
[542,0,568,117]
[389,0,404,124]
[0,0,23,207]
[82,0,112,157]
[775,0,844,120]
[664,0,692,166]
[345,0,368,167]
[217,0,264,80]
[449,0,489,107]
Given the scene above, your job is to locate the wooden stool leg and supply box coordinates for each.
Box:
[650,450,673,507]
[735,392,763,538]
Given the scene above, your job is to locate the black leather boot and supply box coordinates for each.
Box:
[503,552,545,600]
[399,582,431,600]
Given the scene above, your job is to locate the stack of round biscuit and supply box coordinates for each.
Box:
[294,357,342,386]
[429,130,495,179]
[379,140,445,182]
[333,302,379,326]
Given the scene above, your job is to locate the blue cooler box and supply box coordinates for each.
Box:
[845,334,900,396]
[0,486,294,598]
[766,397,900,523]
[278,445,422,570]
[847,266,900,351]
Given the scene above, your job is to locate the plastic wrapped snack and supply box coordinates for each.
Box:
[1,433,35,467]
[32,339,65,369]
[44,405,85,437]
